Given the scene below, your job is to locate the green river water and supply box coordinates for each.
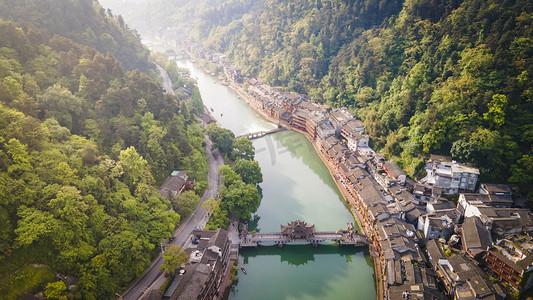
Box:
[174,58,377,300]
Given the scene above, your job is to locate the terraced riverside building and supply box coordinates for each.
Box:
[174,48,533,299]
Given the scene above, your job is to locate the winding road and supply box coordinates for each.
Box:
[120,66,225,300]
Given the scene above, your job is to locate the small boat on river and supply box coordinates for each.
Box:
[240,266,247,274]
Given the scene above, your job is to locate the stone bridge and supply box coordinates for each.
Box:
[235,127,287,140]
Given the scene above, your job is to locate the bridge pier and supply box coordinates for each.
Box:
[277,242,284,248]
[312,242,318,248]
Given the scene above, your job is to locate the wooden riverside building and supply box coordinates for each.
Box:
[280,220,316,239]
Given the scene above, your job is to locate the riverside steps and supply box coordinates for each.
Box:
[239,220,368,248]
[235,127,287,140]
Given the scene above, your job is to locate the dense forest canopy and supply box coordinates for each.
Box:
[129,0,533,193]
[0,0,153,72]
[0,0,209,298]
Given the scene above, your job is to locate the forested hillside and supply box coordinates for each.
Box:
[313,0,533,189]
[0,1,208,298]
[136,0,533,193]
[0,0,153,72]
[101,0,260,41]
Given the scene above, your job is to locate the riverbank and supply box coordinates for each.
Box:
[220,71,384,300]
[171,55,377,299]
[283,126,384,300]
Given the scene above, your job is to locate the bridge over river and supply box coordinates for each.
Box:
[239,220,368,248]
[235,127,286,140]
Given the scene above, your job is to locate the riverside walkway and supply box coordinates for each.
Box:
[235,127,286,140]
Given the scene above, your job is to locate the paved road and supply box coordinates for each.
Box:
[156,64,175,95]
[121,136,224,299]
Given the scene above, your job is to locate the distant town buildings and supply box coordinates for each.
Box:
[184,47,531,299]
[421,155,480,194]
[164,228,231,299]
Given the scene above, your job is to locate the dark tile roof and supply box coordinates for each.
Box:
[383,161,406,178]
[429,154,452,162]
[414,183,442,197]
[341,119,364,133]
[388,185,415,203]
[404,204,426,224]
[480,183,511,195]
[444,255,496,298]
[427,201,455,212]
[478,207,533,232]
[462,216,492,256]
[350,167,367,179]
[322,136,339,149]
[379,217,416,240]
[358,181,387,206]
[158,171,189,200]
[425,239,443,268]
[330,108,354,124]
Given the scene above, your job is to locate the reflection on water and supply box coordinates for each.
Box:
[171,57,376,300]
[232,245,376,300]
[241,244,366,267]
[252,131,354,233]
[229,131,376,300]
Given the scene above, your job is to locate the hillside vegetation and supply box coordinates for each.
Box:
[0,0,153,72]
[0,1,208,298]
[135,0,533,193]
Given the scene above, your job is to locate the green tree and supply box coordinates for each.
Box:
[207,124,235,155]
[233,159,262,185]
[221,180,260,220]
[201,197,219,212]
[118,146,147,188]
[509,152,533,196]
[204,201,230,230]
[231,137,254,161]
[99,33,118,52]
[37,84,82,131]
[483,94,507,129]
[44,118,71,142]
[174,190,200,218]
[159,245,187,275]
[219,165,241,186]
[45,281,66,299]
[3,75,22,98]
[14,206,55,248]
[190,87,204,115]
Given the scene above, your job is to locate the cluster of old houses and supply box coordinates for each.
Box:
[143,228,233,300]
[241,76,533,298]
[171,50,533,299]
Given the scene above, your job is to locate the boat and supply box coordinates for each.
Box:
[240,266,247,274]
[210,107,214,112]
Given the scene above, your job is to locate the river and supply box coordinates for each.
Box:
[173,59,377,299]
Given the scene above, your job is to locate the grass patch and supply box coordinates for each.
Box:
[0,265,55,300]
[0,245,53,277]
